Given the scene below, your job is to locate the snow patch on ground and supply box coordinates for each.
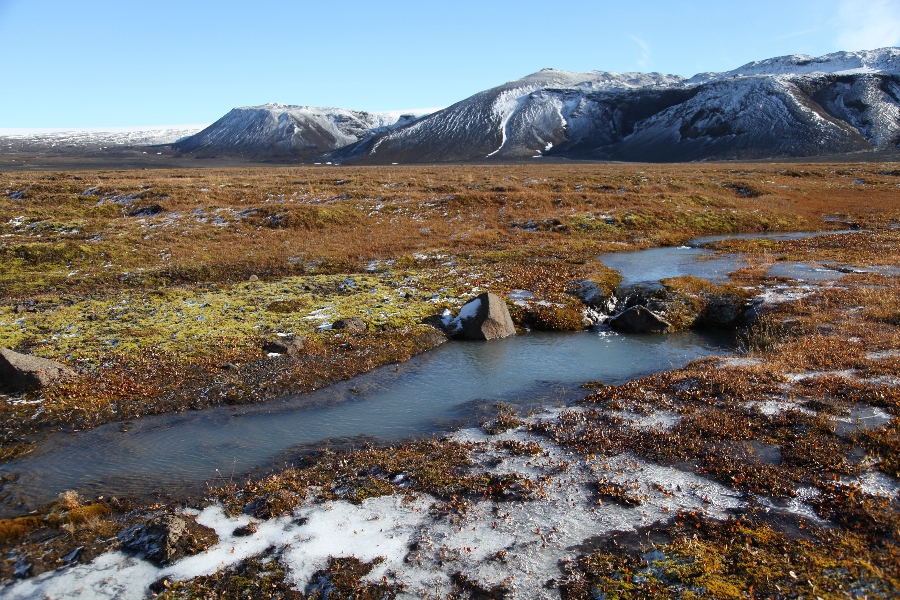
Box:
[718,357,764,368]
[4,417,749,599]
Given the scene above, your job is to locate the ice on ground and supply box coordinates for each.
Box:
[757,486,825,523]
[608,410,682,431]
[835,404,893,436]
[507,290,535,301]
[754,285,814,306]
[784,370,858,383]
[718,357,764,368]
[752,398,811,416]
[3,420,749,599]
[846,470,900,498]
[0,551,159,600]
[867,350,900,360]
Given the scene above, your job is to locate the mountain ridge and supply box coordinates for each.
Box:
[174,47,900,163]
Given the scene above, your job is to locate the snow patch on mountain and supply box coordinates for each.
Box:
[689,47,900,83]
[173,105,433,158]
[0,126,206,148]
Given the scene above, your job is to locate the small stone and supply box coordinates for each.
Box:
[149,578,171,594]
[248,274,259,282]
[332,317,368,333]
[233,523,257,537]
[262,336,305,357]
[118,513,216,566]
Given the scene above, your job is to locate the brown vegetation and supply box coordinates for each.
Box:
[2,162,900,595]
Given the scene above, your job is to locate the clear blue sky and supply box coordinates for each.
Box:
[1,0,898,128]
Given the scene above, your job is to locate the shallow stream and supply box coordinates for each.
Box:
[0,330,732,514]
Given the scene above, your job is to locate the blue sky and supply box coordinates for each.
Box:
[1,0,899,128]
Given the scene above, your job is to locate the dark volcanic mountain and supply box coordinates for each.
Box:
[176,48,900,163]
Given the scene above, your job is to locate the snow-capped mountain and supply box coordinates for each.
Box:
[692,48,900,81]
[172,47,900,163]
[172,105,432,159]
[333,48,900,163]
[0,126,205,151]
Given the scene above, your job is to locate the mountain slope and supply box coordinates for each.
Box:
[173,105,429,159]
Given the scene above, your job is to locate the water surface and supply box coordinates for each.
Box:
[601,230,862,286]
[0,330,732,513]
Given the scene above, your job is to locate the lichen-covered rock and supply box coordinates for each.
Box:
[332,317,368,333]
[451,293,516,340]
[0,348,75,392]
[118,514,217,566]
[608,306,672,334]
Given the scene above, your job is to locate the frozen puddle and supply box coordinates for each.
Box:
[3,425,745,599]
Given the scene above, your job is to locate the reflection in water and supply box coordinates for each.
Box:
[0,330,732,513]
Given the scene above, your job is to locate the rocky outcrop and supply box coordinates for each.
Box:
[118,514,217,566]
[612,284,748,331]
[608,306,672,334]
[570,281,618,313]
[333,317,368,333]
[450,293,516,341]
[0,348,74,392]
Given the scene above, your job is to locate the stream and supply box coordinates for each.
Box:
[0,329,732,514]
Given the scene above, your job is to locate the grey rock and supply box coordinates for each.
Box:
[12,556,31,578]
[333,317,368,333]
[571,281,617,312]
[118,514,209,566]
[262,336,305,357]
[698,292,745,327]
[0,348,75,392]
[453,292,516,341]
[608,306,672,334]
[118,514,186,565]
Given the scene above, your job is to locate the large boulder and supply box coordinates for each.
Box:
[608,306,672,334]
[0,348,74,392]
[451,293,516,341]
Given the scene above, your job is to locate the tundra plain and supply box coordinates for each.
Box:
[1,163,900,598]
